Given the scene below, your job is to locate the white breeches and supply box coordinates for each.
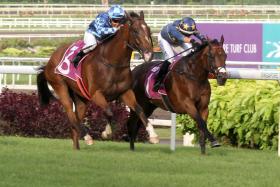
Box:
[83,31,97,53]
[158,33,192,62]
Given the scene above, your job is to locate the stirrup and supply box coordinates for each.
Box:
[153,82,161,92]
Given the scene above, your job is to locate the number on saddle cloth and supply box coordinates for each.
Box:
[55,40,87,81]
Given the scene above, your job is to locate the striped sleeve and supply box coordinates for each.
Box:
[94,16,118,37]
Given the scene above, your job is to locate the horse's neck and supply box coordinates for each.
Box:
[100,24,132,62]
[177,49,208,81]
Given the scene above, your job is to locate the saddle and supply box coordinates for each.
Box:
[54,40,92,100]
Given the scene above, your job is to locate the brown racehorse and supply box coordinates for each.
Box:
[37,11,159,150]
[127,36,227,154]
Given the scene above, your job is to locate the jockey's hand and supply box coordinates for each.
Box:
[201,38,208,45]
[191,41,201,51]
[190,39,196,44]
[190,39,200,48]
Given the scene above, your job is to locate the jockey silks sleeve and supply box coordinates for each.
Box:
[87,12,118,40]
[160,19,206,45]
[160,20,185,45]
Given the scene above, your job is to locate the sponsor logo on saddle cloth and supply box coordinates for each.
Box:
[55,40,92,100]
[145,64,167,100]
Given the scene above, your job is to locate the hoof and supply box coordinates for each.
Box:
[101,124,112,140]
[122,134,129,142]
[84,134,94,145]
[149,136,159,144]
[101,131,112,140]
[211,141,221,148]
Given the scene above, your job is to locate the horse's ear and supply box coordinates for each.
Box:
[220,35,224,45]
[140,11,144,19]
[125,11,132,23]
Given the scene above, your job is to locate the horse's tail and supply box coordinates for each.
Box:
[36,66,54,106]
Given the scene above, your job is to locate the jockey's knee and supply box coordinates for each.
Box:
[83,44,97,53]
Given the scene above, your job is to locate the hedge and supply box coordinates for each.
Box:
[178,80,280,150]
[0,89,148,142]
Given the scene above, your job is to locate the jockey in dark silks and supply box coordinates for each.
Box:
[72,5,125,67]
[153,17,207,91]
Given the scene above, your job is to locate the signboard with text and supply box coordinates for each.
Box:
[197,23,280,63]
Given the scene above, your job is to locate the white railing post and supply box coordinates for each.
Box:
[170,113,176,151]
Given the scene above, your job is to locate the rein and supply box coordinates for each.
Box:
[165,45,197,62]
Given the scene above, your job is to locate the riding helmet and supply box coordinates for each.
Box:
[108,5,125,19]
[178,17,197,35]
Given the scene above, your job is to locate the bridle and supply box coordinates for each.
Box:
[206,44,226,75]
[126,18,153,58]
[173,41,226,81]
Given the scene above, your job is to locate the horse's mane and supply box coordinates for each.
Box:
[184,38,220,60]
[184,42,208,59]
[210,39,219,45]
[129,11,140,18]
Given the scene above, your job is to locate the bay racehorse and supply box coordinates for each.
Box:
[37,11,159,150]
[127,36,227,154]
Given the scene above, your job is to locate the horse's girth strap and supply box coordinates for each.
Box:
[77,78,91,100]
[161,95,175,113]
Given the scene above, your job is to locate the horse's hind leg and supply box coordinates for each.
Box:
[51,83,82,149]
[127,111,140,150]
[121,89,159,144]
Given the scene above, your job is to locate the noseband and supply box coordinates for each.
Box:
[206,45,226,75]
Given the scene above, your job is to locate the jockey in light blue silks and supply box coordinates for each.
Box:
[153,17,207,91]
[72,5,125,67]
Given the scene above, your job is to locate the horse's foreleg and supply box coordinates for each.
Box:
[91,90,113,139]
[74,97,93,145]
[199,106,220,148]
[184,101,208,154]
[120,89,159,144]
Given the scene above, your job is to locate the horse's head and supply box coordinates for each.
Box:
[204,36,227,85]
[126,11,153,62]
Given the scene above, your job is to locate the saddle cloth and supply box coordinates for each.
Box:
[54,40,91,100]
[144,64,167,100]
[144,55,184,100]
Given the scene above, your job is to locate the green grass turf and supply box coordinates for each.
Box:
[0,136,279,187]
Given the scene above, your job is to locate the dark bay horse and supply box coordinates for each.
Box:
[128,36,227,154]
[37,11,159,150]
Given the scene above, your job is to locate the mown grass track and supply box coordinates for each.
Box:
[0,136,279,187]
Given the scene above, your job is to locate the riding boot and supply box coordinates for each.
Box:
[153,60,171,92]
[72,50,85,68]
